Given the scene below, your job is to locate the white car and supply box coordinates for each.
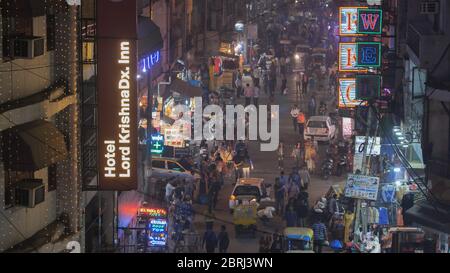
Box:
[304,116,336,142]
[229,178,266,212]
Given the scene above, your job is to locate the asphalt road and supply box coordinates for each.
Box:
[189,70,347,253]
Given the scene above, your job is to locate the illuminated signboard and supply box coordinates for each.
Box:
[339,7,359,35]
[138,208,167,218]
[139,51,160,73]
[358,9,382,34]
[338,78,367,108]
[356,42,381,67]
[339,43,367,72]
[355,75,381,100]
[150,133,164,154]
[149,219,168,247]
[97,0,138,190]
[164,128,185,148]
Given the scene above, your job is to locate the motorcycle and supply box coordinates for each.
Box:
[321,157,334,180]
[335,154,347,177]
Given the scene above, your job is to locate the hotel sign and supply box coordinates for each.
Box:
[339,43,367,72]
[340,7,382,35]
[97,0,138,190]
[338,78,367,108]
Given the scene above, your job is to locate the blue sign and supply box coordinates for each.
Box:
[149,219,168,247]
[140,51,160,73]
[356,42,381,67]
[150,133,164,154]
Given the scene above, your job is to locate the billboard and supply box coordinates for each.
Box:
[339,43,367,72]
[356,42,382,67]
[338,78,367,108]
[339,7,360,35]
[344,174,380,201]
[97,0,138,190]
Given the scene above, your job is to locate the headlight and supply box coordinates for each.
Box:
[295,54,300,60]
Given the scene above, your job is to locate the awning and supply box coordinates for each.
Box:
[138,17,164,59]
[170,78,203,98]
[405,202,450,234]
[1,120,68,171]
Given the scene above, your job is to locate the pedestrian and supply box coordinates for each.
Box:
[290,105,300,132]
[281,74,287,95]
[302,73,308,95]
[277,141,285,170]
[295,190,309,227]
[165,181,176,203]
[305,141,317,174]
[253,67,260,87]
[279,171,288,186]
[288,167,301,188]
[309,74,315,91]
[299,166,311,190]
[295,72,302,97]
[244,83,253,107]
[253,83,260,107]
[270,234,283,253]
[235,73,242,98]
[285,205,298,227]
[287,180,300,201]
[202,228,218,253]
[218,225,230,253]
[312,217,328,253]
[291,142,302,169]
[308,95,316,117]
[296,109,306,138]
[274,177,286,216]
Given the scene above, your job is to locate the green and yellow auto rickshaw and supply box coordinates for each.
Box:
[283,227,315,253]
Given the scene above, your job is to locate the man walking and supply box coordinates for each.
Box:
[202,228,218,253]
[218,225,230,253]
[296,109,306,138]
[244,83,254,107]
[295,72,302,97]
[302,72,309,95]
[312,218,328,253]
[290,105,300,132]
[274,177,286,216]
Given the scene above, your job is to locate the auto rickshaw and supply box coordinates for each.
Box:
[233,202,258,238]
[283,227,315,253]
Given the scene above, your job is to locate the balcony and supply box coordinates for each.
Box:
[406,21,450,70]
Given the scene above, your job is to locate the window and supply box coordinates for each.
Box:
[4,170,33,207]
[167,161,185,172]
[48,164,57,192]
[233,185,261,198]
[152,160,166,169]
[46,14,55,51]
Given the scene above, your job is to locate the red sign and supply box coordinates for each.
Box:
[138,208,167,218]
[97,0,138,190]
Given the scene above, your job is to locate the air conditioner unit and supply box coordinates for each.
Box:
[15,179,45,208]
[13,36,45,59]
[419,1,439,14]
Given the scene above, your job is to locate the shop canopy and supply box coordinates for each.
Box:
[1,119,68,171]
[170,78,203,98]
[405,201,450,234]
[138,16,164,59]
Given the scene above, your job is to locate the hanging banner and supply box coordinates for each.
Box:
[338,78,367,108]
[358,9,383,34]
[97,0,138,190]
[339,43,367,72]
[357,42,382,67]
[344,174,380,201]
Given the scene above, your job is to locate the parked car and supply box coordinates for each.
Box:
[151,157,200,182]
[304,116,336,142]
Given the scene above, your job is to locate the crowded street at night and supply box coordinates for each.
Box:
[1,0,450,260]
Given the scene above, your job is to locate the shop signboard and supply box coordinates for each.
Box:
[342,117,355,139]
[149,219,168,247]
[356,42,381,67]
[164,128,185,148]
[339,43,367,72]
[355,74,381,99]
[344,174,380,201]
[97,0,138,190]
[338,78,367,108]
[357,9,382,34]
[139,50,160,73]
[353,136,381,172]
[150,133,164,154]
